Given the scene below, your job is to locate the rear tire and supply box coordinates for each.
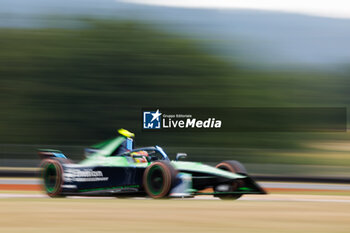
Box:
[40,158,70,197]
[214,160,247,200]
[143,161,177,199]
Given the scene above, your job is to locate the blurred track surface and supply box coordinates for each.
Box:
[1,178,349,191]
[0,193,350,203]
[0,195,349,233]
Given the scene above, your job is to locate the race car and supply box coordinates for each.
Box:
[38,129,266,199]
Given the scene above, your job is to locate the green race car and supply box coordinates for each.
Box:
[39,129,266,199]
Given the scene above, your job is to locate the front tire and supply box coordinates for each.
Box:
[143,161,177,199]
[214,160,247,200]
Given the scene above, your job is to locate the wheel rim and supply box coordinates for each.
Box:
[147,166,166,196]
[44,163,58,193]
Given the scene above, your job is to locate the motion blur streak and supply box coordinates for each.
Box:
[0,198,349,233]
[0,2,350,233]
[0,0,350,198]
[122,0,350,19]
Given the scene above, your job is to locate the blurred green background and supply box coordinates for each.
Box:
[1,2,350,176]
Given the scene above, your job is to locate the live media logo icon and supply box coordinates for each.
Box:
[143,109,162,129]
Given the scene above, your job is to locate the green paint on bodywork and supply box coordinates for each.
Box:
[81,155,137,166]
[239,187,252,191]
[90,138,115,149]
[171,161,246,179]
[80,154,149,167]
[195,191,261,195]
[93,136,126,157]
[79,157,245,180]
[80,156,244,180]
[78,135,246,180]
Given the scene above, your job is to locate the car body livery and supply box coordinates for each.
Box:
[39,129,266,199]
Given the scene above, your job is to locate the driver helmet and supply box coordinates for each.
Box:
[130,151,149,163]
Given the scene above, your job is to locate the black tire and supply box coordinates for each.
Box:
[214,160,247,200]
[40,158,70,197]
[216,160,247,175]
[143,161,177,199]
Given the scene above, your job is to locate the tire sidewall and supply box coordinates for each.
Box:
[40,159,64,197]
[143,161,174,198]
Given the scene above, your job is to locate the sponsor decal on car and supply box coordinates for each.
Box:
[64,169,109,182]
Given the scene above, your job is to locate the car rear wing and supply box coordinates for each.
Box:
[38,149,67,159]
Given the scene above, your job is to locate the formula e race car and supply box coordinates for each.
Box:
[38,129,266,199]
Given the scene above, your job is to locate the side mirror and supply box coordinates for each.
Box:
[176,153,187,161]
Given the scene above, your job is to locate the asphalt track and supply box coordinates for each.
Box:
[0,193,350,203]
[1,179,349,233]
[1,178,350,192]
[0,194,349,233]
[0,178,349,203]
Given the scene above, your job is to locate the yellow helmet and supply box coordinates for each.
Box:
[118,128,135,138]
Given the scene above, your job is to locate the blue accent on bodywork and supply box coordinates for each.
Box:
[52,152,67,158]
[155,146,169,161]
[126,138,133,150]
